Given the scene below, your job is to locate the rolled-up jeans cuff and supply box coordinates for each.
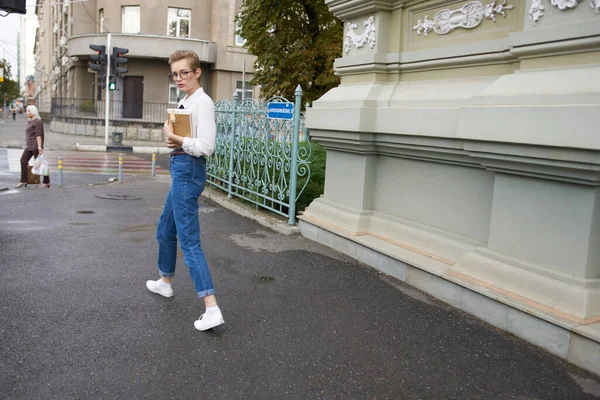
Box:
[197,289,215,298]
[159,271,175,278]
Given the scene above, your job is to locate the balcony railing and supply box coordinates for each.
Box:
[51,98,174,124]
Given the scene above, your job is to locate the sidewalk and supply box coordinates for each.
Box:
[1,174,600,399]
[0,113,167,153]
[2,115,600,398]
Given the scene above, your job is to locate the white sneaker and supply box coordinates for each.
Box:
[146,279,174,298]
[194,309,225,331]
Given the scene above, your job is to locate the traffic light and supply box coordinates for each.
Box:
[0,0,26,14]
[112,47,129,77]
[88,44,107,76]
[98,74,106,89]
[108,78,116,91]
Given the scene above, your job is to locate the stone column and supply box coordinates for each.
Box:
[302,0,600,329]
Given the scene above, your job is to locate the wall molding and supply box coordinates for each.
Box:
[413,1,514,37]
[334,27,600,76]
[307,129,600,185]
[529,0,600,25]
[344,16,377,54]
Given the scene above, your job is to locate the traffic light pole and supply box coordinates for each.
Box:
[89,35,127,145]
[104,33,112,146]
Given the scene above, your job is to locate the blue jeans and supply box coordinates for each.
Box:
[156,155,215,298]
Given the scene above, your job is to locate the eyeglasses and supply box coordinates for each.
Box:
[169,70,195,81]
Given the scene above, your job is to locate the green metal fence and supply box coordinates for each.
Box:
[207,85,312,225]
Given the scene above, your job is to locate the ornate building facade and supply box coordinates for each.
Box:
[302,0,600,375]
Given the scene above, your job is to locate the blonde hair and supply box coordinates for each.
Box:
[168,50,201,71]
[26,105,41,120]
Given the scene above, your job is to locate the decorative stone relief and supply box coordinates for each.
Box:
[529,0,545,24]
[529,0,599,25]
[413,1,514,37]
[550,0,581,9]
[344,16,376,55]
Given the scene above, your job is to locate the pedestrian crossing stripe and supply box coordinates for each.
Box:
[2,149,170,176]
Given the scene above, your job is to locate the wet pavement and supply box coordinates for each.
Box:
[1,114,600,399]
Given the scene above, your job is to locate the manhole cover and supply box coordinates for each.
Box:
[95,194,141,200]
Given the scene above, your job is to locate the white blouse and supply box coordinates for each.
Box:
[179,87,216,158]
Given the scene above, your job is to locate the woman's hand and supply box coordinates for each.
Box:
[163,119,174,136]
[38,148,44,154]
[164,120,183,148]
[165,134,181,148]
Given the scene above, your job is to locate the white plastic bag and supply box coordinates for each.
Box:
[32,154,49,176]
[31,155,42,175]
[39,154,49,177]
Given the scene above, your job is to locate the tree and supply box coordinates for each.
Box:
[237,0,343,104]
[0,59,20,105]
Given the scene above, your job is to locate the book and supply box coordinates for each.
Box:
[167,108,193,138]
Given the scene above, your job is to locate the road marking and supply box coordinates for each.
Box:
[2,149,169,176]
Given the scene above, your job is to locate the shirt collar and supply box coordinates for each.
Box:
[179,87,204,109]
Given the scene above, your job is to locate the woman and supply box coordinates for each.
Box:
[14,105,50,189]
[145,50,223,331]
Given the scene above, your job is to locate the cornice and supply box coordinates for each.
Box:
[326,0,412,19]
[306,129,600,185]
[333,33,600,76]
[334,51,515,75]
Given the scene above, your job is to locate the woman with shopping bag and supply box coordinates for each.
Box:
[14,105,51,189]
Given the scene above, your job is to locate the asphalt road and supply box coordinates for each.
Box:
[1,115,600,399]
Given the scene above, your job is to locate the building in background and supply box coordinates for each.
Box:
[34,0,256,124]
[19,9,38,105]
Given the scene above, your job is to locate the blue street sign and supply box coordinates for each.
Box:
[267,102,294,120]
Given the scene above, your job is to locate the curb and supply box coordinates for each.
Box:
[132,147,172,155]
[76,145,108,152]
[201,187,299,236]
[76,144,171,154]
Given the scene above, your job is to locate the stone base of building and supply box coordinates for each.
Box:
[299,218,600,377]
[50,118,164,142]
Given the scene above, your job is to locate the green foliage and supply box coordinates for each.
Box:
[295,141,326,213]
[208,138,327,218]
[0,59,20,103]
[237,0,343,104]
[79,101,96,113]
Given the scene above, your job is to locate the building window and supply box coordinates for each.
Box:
[169,82,183,104]
[236,80,253,100]
[99,9,104,33]
[168,8,190,38]
[122,6,140,34]
[235,13,245,46]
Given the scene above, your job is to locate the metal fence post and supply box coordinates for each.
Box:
[227,92,238,199]
[118,153,123,183]
[151,152,156,177]
[288,85,302,225]
[58,157,63,187]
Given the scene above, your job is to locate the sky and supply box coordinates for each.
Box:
[0,0,38,80]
